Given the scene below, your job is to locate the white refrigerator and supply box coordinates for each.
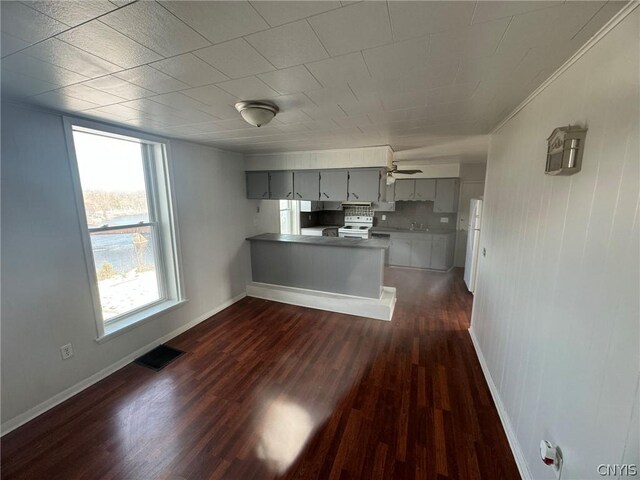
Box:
[464,198,483,293]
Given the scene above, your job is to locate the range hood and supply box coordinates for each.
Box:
[341,201,372,207]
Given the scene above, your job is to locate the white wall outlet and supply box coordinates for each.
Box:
[60,343,73,360]
[440,217,449,223]
[382,214,386,221]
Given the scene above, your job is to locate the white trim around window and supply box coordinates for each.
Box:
[63,117,186,342]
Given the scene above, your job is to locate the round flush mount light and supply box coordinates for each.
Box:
[235,101,279,127]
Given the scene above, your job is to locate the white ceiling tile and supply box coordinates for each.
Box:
[472,1,557,24]
[24,1,117,27]
[301,104,346,120]
[160,1,268,44]
[114,65,189,94]
[275,110,313,124]
[362,38,428,79]
[0,70,57,97]
[148,94,217,122]
[216,77,279,101]
[455,48,529,85]
[388,1,476,41]
[339,98,384,116]
[245,20,328,69]
[82,76,155,100]
[258,65,322,95]
[2,53,88,87]
[193,39,275,79]
[571,1,626,46]
[150,54,228,87]
[380,90,426,111]
[497,2,605,53]
[250,1,340,27]
[305,85,356,105]
[22,38,122,79]
[1,2,67,44]
[120,98,191,121]
[428,17,511,60]
[308,2,392,56]
[427,82,479,106]
[1,32,31,56]
[181,84,238,107]
[56,83,125,105]
[32,90,100,111]
[305,52,371,88]
[86,103,143,121]
[56,20,162,68]
[271,92,317,112]
[100,1,210,57]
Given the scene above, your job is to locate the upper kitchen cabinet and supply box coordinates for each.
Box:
[434,179,460,213]
[294,170,320,200]
[320,170,348,201]
[394,179,415,201]
[414,179,436,201]
[246,171,269,199]
[269,171,293,200]
[348,169,383,201]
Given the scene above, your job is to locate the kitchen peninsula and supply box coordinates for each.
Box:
[246,233,396,320]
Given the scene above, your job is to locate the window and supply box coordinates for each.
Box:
[65,120,183,339]
[279,200,300,234]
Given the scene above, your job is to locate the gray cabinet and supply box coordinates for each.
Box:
[434,179,460,213]
[348,169,381,201]
[414,179,436,201]
[410,238,432,268]
[320,170,348,201]
[294,170,320,200]
[394,180,415,201]
[430,235,449,270]
[269,171,293,199]
[389,238,412,266]
[246,171,269,199]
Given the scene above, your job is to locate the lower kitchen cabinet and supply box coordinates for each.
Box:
[387,232,455,270]
[389,238,412,266]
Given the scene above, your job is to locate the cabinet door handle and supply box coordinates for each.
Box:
[323,192,329,199]
[296,192,302,198]
[262,192,268,197]
[286,192,291,198]
[352,193,359,199]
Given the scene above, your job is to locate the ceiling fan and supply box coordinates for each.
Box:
[387,162,422,184]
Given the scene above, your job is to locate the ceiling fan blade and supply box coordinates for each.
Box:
[394,169,423,175]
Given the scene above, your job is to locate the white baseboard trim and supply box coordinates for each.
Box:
[246,282,396,321]
[0,292,246,437]
[468,327,532,480]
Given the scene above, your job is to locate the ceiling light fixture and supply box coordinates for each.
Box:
[235,101,279,127]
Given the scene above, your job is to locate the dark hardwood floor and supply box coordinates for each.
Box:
[1,268,520,480]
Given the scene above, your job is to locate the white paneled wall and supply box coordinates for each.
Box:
[471,8,639,480]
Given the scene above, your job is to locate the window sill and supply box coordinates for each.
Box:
[95,299,188,344]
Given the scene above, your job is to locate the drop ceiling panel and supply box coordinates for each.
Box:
[0,0,625,155]
[160,1,269,44]
[258,66,322,95]
[193,39,275,79]
[56,20,162,68]
[150,54,229,87]
[245,20,328,68]
[250,1,340,27]
[1,2,67,45]
[388,1,476,40]
[24,1,118,27]
[308,2,393,56]
[22,38,122,79]
[100,1,210,57]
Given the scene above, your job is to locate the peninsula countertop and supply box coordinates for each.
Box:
[247,233,390,249]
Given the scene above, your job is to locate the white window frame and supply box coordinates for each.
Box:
[279,200,300,234]
[63,117,186,342]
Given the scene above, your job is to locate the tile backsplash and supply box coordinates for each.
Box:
[373,201,457,230]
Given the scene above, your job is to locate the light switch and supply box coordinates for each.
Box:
[440,217,449,223]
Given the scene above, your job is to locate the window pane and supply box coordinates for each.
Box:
[91,226,161,321]
[73,130,150,228]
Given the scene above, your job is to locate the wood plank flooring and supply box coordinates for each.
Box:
[1,268,520,479]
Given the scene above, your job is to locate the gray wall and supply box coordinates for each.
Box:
[472,9,639,479]
[0,102,260,427]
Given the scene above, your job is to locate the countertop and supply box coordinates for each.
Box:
[247,233,390,249]
[370,227,456,235]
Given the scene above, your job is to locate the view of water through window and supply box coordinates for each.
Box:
[73,130,161,321]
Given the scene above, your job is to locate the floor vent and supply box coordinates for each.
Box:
[134,344,185,371]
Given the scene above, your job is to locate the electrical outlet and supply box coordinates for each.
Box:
[60,343,73,360]
[440,217,449,223]
[382,214,386,221]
